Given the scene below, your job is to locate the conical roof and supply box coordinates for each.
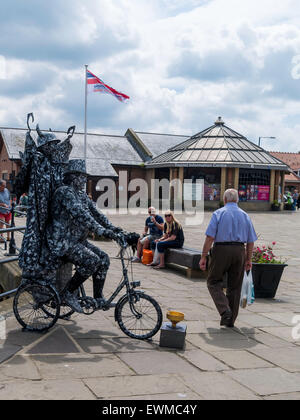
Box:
[146,117,288,171]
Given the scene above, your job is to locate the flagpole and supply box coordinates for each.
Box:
[84,64,88,164]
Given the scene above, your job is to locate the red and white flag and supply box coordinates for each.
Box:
[86,69,130,103]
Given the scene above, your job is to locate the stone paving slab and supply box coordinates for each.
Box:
[106,392,202,400]
[24,327,80,355]
[31,354,134,379]
[226,368,300,396]
[0,355,41,380]
[186,331,267,352]
[180,371,261,400]
[180,349,230,371]
[211,350,274,369]
[83,374,192,399]
[76,337,156,354]
[118,351,201,375]
[184,320,243,334]
[0,379,96,400]
[264,392,300,400]
[0,342,21,363]
[248,347,300,372]
[258,326,297,343]
[261,312,300,327]
[247,331,297,349]
[237,313,287,328]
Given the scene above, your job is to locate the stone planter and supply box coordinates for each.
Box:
[252,263,287,299]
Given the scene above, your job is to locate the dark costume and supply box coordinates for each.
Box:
[13,116,134,313]
[14,123,73,279]
[46,160,126,300]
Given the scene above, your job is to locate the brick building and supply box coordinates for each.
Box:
[0,119,291,210]
[0,128,23,190]
[269,152,300,191]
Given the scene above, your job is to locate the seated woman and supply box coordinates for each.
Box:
[151,211,184,269]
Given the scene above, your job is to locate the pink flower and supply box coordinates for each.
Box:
[272,241,276,245]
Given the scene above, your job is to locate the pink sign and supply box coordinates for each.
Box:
[257,185,270,201]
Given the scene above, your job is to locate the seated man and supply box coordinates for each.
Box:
[131,207,164,263]
[46,159,127,313]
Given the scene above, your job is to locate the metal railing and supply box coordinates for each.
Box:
[0,202,27,299]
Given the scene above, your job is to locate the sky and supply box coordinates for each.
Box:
[0,0,300,152]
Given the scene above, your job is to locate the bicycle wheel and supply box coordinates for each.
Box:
[42,287,83,319]
[42,301,74,320]
[116,292,162,340]
[13,282,60,332]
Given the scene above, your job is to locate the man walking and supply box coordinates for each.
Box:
[199,189,257,327]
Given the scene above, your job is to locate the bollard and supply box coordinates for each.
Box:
[8,202,16,255]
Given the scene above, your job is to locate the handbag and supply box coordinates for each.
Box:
[240,270,255,308]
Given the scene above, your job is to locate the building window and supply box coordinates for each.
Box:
[238,169,270,202]
[2,172,8,180]
[184,167,221,201]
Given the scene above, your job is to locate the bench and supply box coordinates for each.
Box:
[165,247,207,279]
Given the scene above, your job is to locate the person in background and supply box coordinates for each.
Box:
[292,190,299,211]
[151,211,184,269]
[0,180,11,241]
[131,207,164,263]
[18,193,29,215]
[199,189,257,328]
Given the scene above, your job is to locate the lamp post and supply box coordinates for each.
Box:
[258,136,276,147]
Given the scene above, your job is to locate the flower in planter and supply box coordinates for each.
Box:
[252,242,287,264]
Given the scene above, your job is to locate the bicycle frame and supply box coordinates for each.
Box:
[78,246,137,310]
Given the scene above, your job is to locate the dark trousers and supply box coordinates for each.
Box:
[207,244,245,323]
[65,240,110,298]
[156,240,182,253]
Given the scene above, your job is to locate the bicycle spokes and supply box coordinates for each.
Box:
[116,293,162,340]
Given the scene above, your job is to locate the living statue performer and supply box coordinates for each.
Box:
[14,113,75,278]
[45,159,127,313]
[14,114,139,313]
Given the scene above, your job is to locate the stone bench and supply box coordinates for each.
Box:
[165,247,207,279]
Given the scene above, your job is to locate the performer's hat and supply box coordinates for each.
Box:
[64,159,89,176]
[36,124,60,149]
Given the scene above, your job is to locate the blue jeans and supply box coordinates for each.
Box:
[156,240,182,254]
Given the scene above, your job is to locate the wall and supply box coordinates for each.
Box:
[90,165,147,209]
[239,201,271,212]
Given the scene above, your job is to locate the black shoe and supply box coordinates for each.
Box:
[95,297,117,310]
[220,309,233,327]
[63,290,84,313]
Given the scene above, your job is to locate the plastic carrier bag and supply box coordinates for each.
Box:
[240,270,255,308]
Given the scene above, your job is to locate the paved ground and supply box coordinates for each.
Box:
[1,209,300,400]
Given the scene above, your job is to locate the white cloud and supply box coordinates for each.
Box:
[0,0,300,152]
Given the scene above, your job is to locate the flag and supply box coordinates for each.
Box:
[86,69,130,103]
